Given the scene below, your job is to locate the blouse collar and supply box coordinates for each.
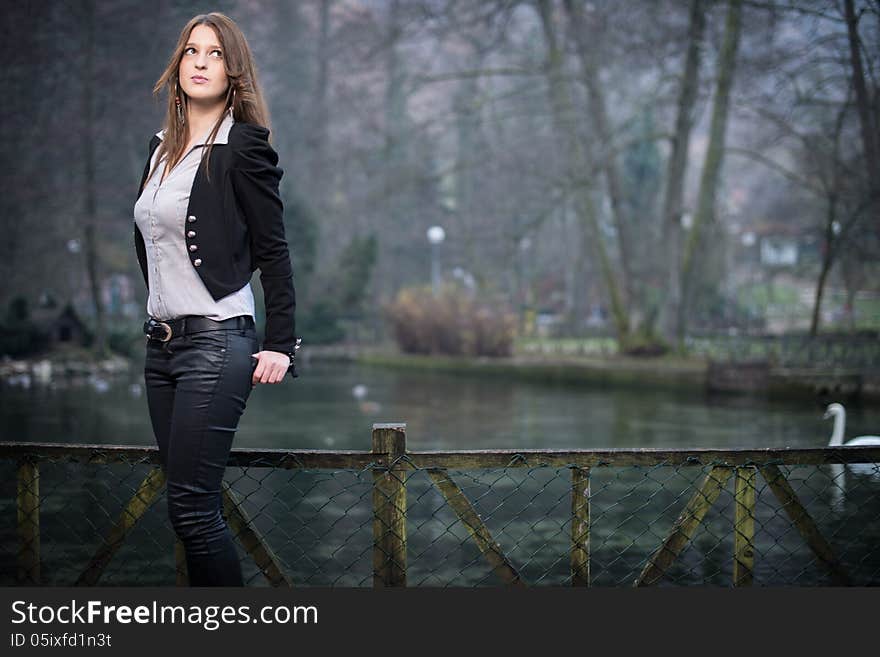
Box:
[155,109,234,145]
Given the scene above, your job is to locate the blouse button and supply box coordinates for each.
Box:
[187,215,197,223]
[193,258,202,267]
[189,244,198,252]
[187,230,196,238]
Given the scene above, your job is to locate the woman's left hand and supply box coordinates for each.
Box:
[251,350,290,385]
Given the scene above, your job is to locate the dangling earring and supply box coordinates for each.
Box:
[175,81,185,125]
[229,86,236,117]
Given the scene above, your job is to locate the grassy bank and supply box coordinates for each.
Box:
[341,347,878,401]
[355,351,708,391]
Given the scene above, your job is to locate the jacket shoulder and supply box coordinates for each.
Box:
[229,122,279,169]
[229,122,272,152]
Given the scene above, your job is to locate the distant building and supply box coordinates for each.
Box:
[31,303,88,347]
[737,221,818,268]
[760,236,798,266]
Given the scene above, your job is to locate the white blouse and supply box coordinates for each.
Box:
[133,111,255,321]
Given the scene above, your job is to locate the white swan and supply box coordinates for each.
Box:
[823,404,880,486]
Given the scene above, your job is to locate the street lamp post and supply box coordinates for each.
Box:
[427,225,445,296]
[519,236,533,335]
[66,238,82,308]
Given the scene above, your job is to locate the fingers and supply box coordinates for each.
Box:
[251,353,288,385]
[257,367,283,384]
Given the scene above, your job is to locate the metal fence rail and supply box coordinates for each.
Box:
[685,334,880,370]
[2,425,879,587]
[519,334,880,371]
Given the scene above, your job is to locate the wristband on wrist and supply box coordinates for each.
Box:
[287,337,302,365]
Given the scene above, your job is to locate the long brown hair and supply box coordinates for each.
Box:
[145,12,272,185]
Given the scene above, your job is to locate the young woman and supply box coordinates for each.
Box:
[133,12,299,586]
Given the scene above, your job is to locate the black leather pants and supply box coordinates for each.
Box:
[143,322,258,586]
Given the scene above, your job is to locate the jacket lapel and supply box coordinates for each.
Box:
[137,135,162,201]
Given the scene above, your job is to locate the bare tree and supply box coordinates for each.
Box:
[562,0,635,314]
[535,0,631,342]
[658,0,706,343]
[678,0,744,343]
[844,0,880,220]
[81,0,108,357]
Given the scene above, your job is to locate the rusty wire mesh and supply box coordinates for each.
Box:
[1,445,878,586]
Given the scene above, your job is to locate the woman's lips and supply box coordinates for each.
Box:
[191,76,208,83]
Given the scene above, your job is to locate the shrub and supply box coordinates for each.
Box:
[385,283,517,357]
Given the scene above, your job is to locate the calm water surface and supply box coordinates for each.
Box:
[2,361,879,586]
[1,360,878,450]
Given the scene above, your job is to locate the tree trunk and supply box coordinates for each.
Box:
[375,0,408,303]
[562,0,634,316]
[678,0,743,344]
[810,198,837,337]
[82,0,107,358]
[536,0,630,341]
[311,0,332,207]
[659,0,705,344]
[454,47,488,290]
[843,0,880,236]
[810,253,832,337]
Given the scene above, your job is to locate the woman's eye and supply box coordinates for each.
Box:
[183,47,222,57]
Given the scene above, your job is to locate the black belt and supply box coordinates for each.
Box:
[143,315,254,342]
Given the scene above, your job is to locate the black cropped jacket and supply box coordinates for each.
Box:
[134,121,298,366]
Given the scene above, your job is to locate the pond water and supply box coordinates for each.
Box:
[2,359,877,451]
[1,360,878,587]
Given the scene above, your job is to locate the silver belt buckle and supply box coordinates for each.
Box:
[147,319,173,342]
[156,321,172,342]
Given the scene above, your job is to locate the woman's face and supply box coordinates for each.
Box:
[177,24,229,108]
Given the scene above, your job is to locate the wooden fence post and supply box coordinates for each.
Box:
[733,466,756,586]
[372,423,407,587]
[570,466,591,586]
[17,458,40,585]
[636,466,733,586]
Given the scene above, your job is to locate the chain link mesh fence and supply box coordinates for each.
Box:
[1,436,878,586]
[685,334,880,370]
[519,334,880,370]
